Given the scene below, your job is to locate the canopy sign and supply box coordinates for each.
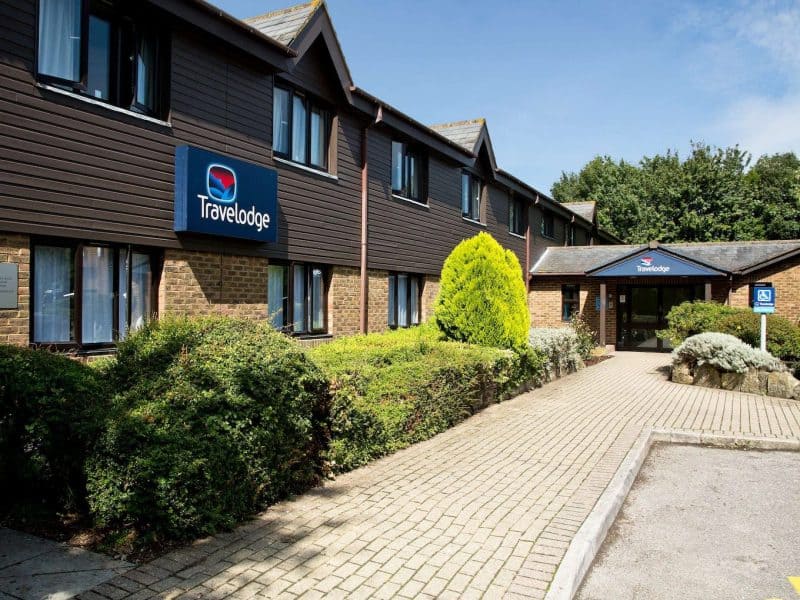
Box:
[589,248,724,278]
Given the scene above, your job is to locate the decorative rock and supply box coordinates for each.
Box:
[720,371,745,391]
[740,368,762,394]
[672,361,694,385]
[694,363,721,388]
[767,371,800,399]
[794,383,800,401]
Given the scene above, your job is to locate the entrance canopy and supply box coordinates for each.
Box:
[587,247,725,278]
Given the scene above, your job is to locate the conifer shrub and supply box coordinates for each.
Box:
[672,332,785,374]
[434,232,530,350]
[528,328,584,379]
[86,316,328,540]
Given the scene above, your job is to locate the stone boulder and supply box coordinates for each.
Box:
[672,361,694,385]
[739,368,762,395]
[694,363,721,388]
[720,371,745,391]
[767,371,800,399]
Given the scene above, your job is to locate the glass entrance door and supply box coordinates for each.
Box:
[617,284,703,351]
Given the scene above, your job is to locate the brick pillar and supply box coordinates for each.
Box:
[0,233,30,346]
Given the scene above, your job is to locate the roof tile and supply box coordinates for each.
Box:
[244,1,320,46]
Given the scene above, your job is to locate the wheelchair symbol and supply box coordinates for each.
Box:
[756,289,772,303]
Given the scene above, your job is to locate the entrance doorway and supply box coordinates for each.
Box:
[617,284,704,351]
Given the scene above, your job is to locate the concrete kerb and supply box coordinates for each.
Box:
[543,428,800,600]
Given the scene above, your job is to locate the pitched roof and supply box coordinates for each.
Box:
[429,119,485,154]
[531,240,800,275]
[244,0,321,46]
[562,201,596,222]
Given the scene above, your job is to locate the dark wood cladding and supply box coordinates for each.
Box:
[0,0,362,267]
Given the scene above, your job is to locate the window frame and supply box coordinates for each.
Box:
[273,84,331,171]
[509,194,525,236]
[388,272,423,329]
[35,0,169,118]
[461,170,482,222]
[30,238,160,351]
[561,284,580,322]
[391,140,427,203]
[267,261,329,336]
[541,210,556,239]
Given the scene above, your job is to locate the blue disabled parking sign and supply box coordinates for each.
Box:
[753,286,776,314]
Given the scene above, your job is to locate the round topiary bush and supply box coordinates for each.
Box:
[434,232,530,350]
[86,316,329,540]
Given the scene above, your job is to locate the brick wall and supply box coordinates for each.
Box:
[529,278,617,344]
[0,233,30,346]
[328,266,361,337]
[421,276,440,322]
[159,249,268,320]
[729,255,800,322]
[367,269,390,333]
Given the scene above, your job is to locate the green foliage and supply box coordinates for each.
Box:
[569,313,597,360]
[552,143,800,243]
[0,346,109,510]
[672,332,784,374]
[434,232,530,350]
[528,328,584,380]
[86,316,328,540]
[659,302,800,363]
[309,325,544,472]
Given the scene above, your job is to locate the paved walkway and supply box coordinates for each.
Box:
[78,353,800,600]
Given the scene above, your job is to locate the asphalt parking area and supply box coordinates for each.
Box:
[577,444,800,600]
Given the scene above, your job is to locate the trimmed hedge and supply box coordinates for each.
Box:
[659,301,800,371]
[309,325,544,472]
[672,332,785,374]
[0,346,109,510]
[86,316,328,540]
[529,328,584,380]
[435,232,530,350]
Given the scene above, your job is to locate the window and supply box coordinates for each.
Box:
[509,194,525,236]
[568,225,576,246]
[541,210,555,239]
[461,171,482,221]
[268,263,327,334]
[32,242,156,346]
[273,85,330,170]
[37,0,168,118]
[388,273,422,328]
[562,285,580,321]
[391,141,425,202]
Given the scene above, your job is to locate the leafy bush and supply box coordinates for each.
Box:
[0,345,109,510]
[434,232,530,350]
[569,313,597,360]
[86,316,328,540]
[529,328,584,380]
[658,301,739,346]
[672,332,785,374]
[309,325,544,472]
[660,301,800,368]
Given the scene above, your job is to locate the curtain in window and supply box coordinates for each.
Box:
[311,267,324,331]
[461,172,470,216]
[410,277,419,325]
[33,246,73,343]
[391,142,404,192]
[397,274,408,327]
[38,0,82,82]
[471,178,481,220]
[310,108,326,168]
[130,252,152,333]
[406,153,418,199]
[87,15,111,100]
[273,88,290,155]
[135,32,157,110]
[388,275,396,327]
[293,264,306,332]
[291,95,307,163]
[81,246,114,343]
[268,265,286,328]
[118,249,129,340]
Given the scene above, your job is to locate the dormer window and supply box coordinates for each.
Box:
[461,171,482,222]
[273,85,330,171]
[509,194,525,236]
[37,0,169,118]
[541,210,555,239]
[391,141,425,203]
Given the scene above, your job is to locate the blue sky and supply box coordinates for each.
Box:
[212,0,800,194]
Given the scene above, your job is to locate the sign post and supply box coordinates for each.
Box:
[752,284,776,352]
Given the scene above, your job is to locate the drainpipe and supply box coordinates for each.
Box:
[359,106,382,334]
[524,199,531,286]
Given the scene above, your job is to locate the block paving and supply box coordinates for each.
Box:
[79,352,800,599]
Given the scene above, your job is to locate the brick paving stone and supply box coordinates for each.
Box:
[76,353,800,599]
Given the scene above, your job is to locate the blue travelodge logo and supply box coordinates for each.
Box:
[207,164,237,203]
[640,256,654,267]
[174,146,278,242]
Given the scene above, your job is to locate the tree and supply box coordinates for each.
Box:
[745,153,800,240]
[434,232,529,350]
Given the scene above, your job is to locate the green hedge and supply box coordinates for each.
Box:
[86,316,328,540]
[659,301,800,365]
[309,325,544,472]
[0,345,109,510]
